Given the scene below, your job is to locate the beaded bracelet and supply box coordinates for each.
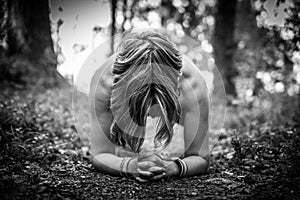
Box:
[119,158,126,177]
[174,158,188,177]
[120,157,134,178]
[125,157,134,178]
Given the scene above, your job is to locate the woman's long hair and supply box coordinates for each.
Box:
[110,31,182,153]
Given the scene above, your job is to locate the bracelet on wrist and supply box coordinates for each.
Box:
[120,158,126,177]
[125,157,134,178]
[120,157,134,178]
[174,158,188,177]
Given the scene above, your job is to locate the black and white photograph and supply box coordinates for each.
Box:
[0,0,299,199]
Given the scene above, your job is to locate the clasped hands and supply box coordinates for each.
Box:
[130,151,178,182]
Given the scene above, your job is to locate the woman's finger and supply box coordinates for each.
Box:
[150,172,166,181]
[135,177,149,183]
[137,168,153,177]
[148,166,165,174]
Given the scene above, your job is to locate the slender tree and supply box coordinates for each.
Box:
[121,0,127,32]
[110,0,117,55]
[212,0,238,96]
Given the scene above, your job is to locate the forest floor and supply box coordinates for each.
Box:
[0,84,299,200]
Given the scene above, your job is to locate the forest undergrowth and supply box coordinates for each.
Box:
[0,84,299,200]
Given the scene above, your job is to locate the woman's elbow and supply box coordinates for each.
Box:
[202,158,209,173]
[91,153,106,172]
[195,154,209,174]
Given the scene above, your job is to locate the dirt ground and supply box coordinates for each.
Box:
[0,85,299,199]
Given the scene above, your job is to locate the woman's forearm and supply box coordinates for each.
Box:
[92,153,135,177]
[164,155,208,178]
[93,153,208,180]
[182,155,208,176]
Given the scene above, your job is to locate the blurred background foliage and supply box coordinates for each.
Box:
[0,0,299,129]
[106,0,300,128]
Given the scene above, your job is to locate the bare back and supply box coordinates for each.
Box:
[89,54,209,158]
[90,54,208,117]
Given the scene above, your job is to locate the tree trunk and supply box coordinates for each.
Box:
[110,0,117,55]
[7,0,56,66]
[212,0,238,96]
[4,0,67,87]
[121,0,127,32]
[0,0,7,59]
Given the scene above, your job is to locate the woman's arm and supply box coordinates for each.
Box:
[163,92,209,178]
[173,56,210,177]
[90,105,126,176]
[88,57,136,176]
[181,97,209,176]
[89,95,140,177]
[89,60,165,179]
[89,61,126,176]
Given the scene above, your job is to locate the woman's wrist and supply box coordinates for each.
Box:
[119,157,137,178]
[127,157,138,176]
[164,160,180,177]
[173,158,188,177]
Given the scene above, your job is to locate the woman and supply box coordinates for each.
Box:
[89,31,209,182]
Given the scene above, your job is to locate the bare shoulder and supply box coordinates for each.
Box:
[89,55,115,111]
[179,55,209,112]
